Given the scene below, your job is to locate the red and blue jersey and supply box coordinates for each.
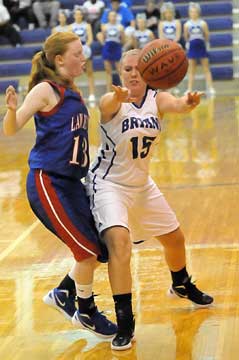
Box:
[28,81,89,180]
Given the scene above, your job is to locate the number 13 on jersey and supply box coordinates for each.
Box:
[70,135,89,167]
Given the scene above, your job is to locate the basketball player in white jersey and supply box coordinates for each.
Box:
[86,49,214,350]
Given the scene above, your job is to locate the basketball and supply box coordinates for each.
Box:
[137,39,188,90]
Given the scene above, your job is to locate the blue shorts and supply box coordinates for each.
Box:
[102,41,122,62]
[26,169,108,262]
[187,39,208,59]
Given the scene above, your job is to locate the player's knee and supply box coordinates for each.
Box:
[106,236,132,263]
[159,228,185,248]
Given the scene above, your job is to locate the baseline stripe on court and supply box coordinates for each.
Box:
[35,170,98,259]
[0,220,39,263]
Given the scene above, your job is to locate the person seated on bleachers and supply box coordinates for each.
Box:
[131,13,154,49]
[32,0,60,28]
[145,0,161,37]
[3,0,37,30]
[69,6,96,105]
[184,2,215,96]
[158,2,181,43]
[51,9,70,34]
[97,10,125,92]
[82,0,105,38]
[0,1,22,46]
[101,0,135,29]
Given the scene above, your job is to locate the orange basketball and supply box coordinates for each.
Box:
[137,39,188,90]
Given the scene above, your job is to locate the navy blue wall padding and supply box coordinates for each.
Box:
[0,29,51,45]
[21,29,51,43]
[202,18,232,31]
[210,33,232,47]
[134,0,231,10]
[92,56,104,71]
[91,41,102,56]
[175,3,232,17]
[0,46,41,61]
[0,79,19,93]
[60,0,84,9]
[0,63,31,77]
[211,66,233,80]
[209,50,232,64]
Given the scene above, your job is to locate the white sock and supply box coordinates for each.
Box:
[75,283,93,299]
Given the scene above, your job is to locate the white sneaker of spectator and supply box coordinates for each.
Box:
[88,94,96,107]
[207,87,216,97]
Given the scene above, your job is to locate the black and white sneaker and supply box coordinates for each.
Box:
[111,317,135,351]
[168,276,213,308]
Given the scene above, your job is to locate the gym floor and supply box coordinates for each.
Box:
[0,95,238,359]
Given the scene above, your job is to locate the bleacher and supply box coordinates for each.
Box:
[0,0,235,94]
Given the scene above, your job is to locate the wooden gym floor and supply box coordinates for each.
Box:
[0,95,238,360]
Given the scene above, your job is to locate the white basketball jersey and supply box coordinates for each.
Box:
[89,89,161,187]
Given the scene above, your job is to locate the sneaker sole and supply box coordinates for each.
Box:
[72,314,117,339]
[167,287,214,308]
[111,336,136,351]
[43,292,72,321]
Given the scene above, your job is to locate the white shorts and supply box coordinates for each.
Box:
[86,176,179,241]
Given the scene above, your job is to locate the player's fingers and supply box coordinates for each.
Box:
[187,92,193,104]
[111,84,121,94]
[6,85,15,94]
[128,97,138,103]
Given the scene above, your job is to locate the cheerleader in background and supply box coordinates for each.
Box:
[69,7,96,104]
[51,9,70,33]
[158,2,181,43]
[97,11,125,92]
[184,2,215,96]
[132,13,154,49]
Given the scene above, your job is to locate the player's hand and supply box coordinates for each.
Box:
[5,86,18,111]
[185,91,204,110]
[112,85,138,103]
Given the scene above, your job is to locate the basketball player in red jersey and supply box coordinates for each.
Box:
[86,49,213,350]
[3,32,117,338]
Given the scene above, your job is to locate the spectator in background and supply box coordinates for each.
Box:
[132,13,154,49]
[0,1,22,46]
[32,0,60,28]
[51,9,70,34]
[101,0,135,29]
[184,2,215,96]
[69,7,96,105]
[82,0,105,38]
[158,2,181,43]
[97,10,125,92]
[145,0,160,36]
[3,0,36,30]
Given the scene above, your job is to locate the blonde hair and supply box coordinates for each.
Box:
[28,32,81,94]
[189,2,201,15]
[120,49,141,66]
[161,2,175,20]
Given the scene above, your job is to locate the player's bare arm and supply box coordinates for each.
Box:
[156,91,204,117]
[99,85,137,123]
[3,82,57,136]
